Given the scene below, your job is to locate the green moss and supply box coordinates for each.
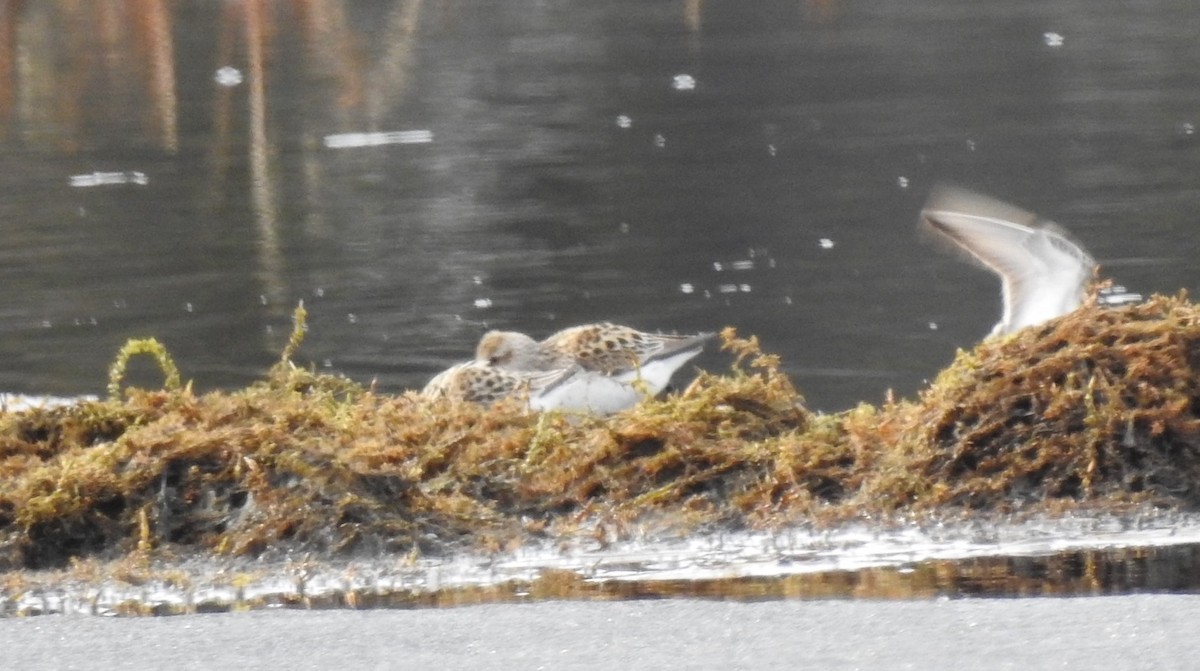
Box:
[107,338,183,400]
[4,297,1200,570]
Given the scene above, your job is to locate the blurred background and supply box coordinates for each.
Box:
[0,0,1197,411]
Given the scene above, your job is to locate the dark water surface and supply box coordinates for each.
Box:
[2,0,1200,410]
[1,0,1198,410]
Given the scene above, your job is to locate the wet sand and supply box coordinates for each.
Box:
[4,594,1196,670]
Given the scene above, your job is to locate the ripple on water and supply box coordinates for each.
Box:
[4,512,1200,616]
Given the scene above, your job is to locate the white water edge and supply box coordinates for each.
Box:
[0,393,97,412]
[441,511,1200,584]
[6,510,1200,617]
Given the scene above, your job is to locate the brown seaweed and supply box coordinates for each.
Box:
[3,296,1200,571]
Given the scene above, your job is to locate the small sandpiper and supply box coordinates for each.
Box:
[421,360,585,411]
[921,185,1140,337]
[475,323,716,412]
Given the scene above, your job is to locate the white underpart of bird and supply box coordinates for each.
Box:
[921,186,1139,337]
[527,370,644,415]
[540,339,716,414]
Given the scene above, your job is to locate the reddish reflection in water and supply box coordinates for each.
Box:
[0,0,1197,412]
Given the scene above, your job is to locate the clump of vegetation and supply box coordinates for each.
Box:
[3,296,1200,571]
[876,293,1200,511]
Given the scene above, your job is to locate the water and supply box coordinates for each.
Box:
[2,0,1198,411]
[7,514,1200,617]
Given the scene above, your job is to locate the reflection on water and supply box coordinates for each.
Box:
[573,545,1200,602]
[8,517,1200,616]
[0,0,1198,410]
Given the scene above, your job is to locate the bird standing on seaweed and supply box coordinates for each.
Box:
[921,186,1140,337]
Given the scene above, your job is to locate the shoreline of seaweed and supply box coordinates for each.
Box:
[4,295,1200,611]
